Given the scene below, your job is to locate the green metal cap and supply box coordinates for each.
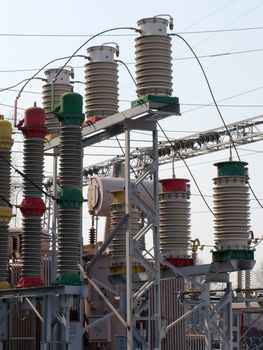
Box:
[214,161,248,177]
[53,274,81,285]
[57,188,84,208]
[54,92,84,126]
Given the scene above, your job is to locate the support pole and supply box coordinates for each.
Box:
[125,127,133,350]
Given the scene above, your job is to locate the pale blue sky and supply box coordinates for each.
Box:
[1,0,263,276]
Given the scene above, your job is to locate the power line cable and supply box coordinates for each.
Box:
[171,33,263,209]
[0,46,262,77]
[2,25,263,38]
[15,55,86,100]
[181,0,238,31]
[116,53,213,211]
[157,121,214,215]
[0,194,12,208]
[0,154,53,199]
[52,27,139,84]
[177,2,263,56]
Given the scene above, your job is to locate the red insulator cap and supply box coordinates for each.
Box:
[20,198,46,217]
[82,116,103,127]
[22,106,47,138]
[159,178,189,193]
[17,277,44,288]
[160,258,194,269]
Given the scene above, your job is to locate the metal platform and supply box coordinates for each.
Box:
[44,99,180,151]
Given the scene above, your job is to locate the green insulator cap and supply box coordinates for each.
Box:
[53,274,81,285]
[214,161,248,177]
[57,188,84,208]
[54,92,85,126]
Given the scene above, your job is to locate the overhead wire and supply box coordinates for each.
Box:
[116,49,215,210]
[2,25,263,38]
[52,26,139,84]
[180,0,238,31]
[171,33,263,208]
[1,47,263,75]
[0,154,53,199]
[177,1,263,56]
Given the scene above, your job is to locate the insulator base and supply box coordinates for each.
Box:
[0,281,10,290]
[109,263,145,276]
[53,274,81,286]
[16,277,44,288]
[160,258,194,269]
[212,249,254,262]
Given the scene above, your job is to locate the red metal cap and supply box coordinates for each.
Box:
[24,106,45,127]
[160,258,194,269]
[20,198,46,217]
[21,106,47,138]
[17,277,44,288]
[159,178,189,193]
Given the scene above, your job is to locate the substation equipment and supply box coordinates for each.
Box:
[0,15,258,350]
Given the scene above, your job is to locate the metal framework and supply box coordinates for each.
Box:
[5,103,261,349]
[82,113,263,177]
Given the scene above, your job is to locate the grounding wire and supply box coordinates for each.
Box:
[171,33,263,209]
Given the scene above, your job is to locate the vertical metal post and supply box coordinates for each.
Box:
[202,282,211,350]
[152,127,161,350]
[225,282,233,350]
[125,127,133,350]
[51,147,58,281]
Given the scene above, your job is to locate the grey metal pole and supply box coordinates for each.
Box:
[125,127,133,350]
[51,147,58,281]
[152,127,161,350]
[225,282,233,350]
[202,282,211,350]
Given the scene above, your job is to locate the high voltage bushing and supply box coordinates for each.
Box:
[0,116,13,289]
[135,17,173,97]
[42,68,74,137]
[17,106,47,288]
[212,161,254,262]
[84,45,119,123]
[54,92,84,285]
[159,179,193,268]
[109,191,144,276]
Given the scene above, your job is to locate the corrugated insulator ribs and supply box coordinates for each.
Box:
[55,92,84,286]
[135,17,173,97]
[17,106,47,288]
[213,161,250,250]
[0,116,13,289]
[42,68,73,137]
[85,45,119,121]
[109,191,144,276]
[159,179,193,268]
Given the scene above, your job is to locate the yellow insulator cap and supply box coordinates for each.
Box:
[0,281,10,290]
[0,207,12,223]
[112,190,125,205]
[0,115,13,149]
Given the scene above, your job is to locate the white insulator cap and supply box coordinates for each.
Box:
[137,17,169,36]
[44,67,74,85]
[87,46,117,62]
